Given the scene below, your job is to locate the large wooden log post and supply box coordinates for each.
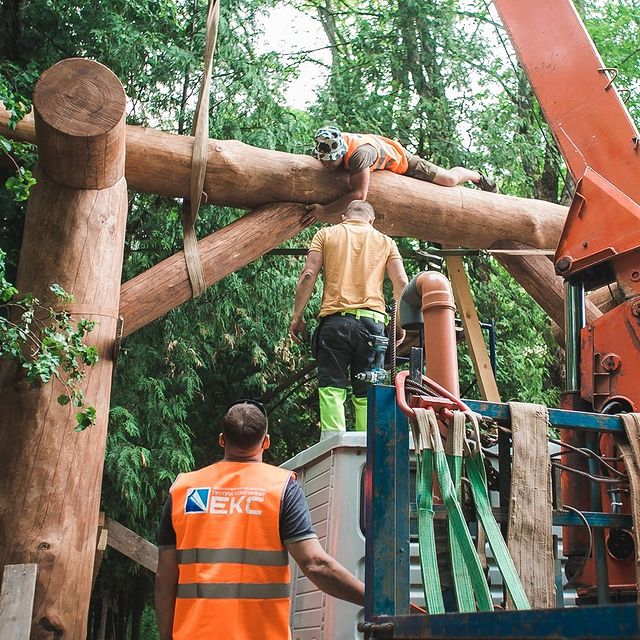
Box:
[0,59,128,639]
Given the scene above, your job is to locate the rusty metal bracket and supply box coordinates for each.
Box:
[112,315,124,366]
[619,88,631,104]
[598,67,618,91]
[358,622,394,639]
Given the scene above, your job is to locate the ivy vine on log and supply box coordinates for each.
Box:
[0,249,99,429]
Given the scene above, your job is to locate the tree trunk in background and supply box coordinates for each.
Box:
[0,59,128,640]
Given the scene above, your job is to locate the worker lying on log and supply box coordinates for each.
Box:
[290,200,409,439]
[306,126,498,220]
[155,400,364,640]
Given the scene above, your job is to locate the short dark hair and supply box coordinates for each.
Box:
[221,402,268,448]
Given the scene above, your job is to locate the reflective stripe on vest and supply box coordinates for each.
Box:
[177,547,289,566]
[170,461,294,640]
[177,582,291,599]
[342,132,409,174]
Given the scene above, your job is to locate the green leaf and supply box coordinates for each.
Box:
[57,394,71,406]
[75,406,97,431]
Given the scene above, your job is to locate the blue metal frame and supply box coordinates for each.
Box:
[465,399,625,433]
[365,384,410,620]
[365,386,639,639]
[369,604,640,639]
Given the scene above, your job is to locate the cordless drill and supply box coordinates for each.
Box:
[354,334,389,384]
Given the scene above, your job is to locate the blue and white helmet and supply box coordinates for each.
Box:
[312,126,348,161]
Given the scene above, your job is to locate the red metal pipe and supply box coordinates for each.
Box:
[415,271,459,396]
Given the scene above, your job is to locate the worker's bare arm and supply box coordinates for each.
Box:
[305,170,370,222]
[155,548,179,640]
[287,537,365,606]
[386,257,409,345]
[290,250,323,344]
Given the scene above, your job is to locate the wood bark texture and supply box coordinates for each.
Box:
[0,107,572,327]
[0,59,128,640]
[120,202,310,336]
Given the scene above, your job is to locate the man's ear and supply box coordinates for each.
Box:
[262,433,271,450]
[218,433,225,448]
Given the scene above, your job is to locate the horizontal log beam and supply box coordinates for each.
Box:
[1,107,566,251]
[1,107,573,330]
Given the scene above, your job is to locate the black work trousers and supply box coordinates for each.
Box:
[316,313,386,397]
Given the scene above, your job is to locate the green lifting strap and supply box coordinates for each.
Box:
[411,414,445,614]
[413,409,493,612]
[445,412,476,613]
[461,411,531,611]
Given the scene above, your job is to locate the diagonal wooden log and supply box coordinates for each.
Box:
[1,106,573,331]
[491,240,602,332]
[120,202,309,336]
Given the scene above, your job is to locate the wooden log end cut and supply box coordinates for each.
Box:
[33,58,126,190]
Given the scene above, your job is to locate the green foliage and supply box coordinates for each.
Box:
[3,0,631,636]
[0,250,99,429]
[1,64,38,203]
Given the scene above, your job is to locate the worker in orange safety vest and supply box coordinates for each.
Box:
[154,399,364,640]
[305,126,497,222]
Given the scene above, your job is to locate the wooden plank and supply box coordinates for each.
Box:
[0,563,38,640]
[92,512,109,591]
[106,518,158,573]
[445,255,501,402]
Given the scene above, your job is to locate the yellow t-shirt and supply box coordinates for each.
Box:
[309,219,402,317]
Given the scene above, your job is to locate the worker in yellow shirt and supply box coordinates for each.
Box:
[290,200,408,437]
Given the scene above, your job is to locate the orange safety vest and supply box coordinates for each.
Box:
[342,132,409,174]
[170,461,294,640]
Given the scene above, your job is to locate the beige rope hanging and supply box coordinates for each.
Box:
[506,402,555,609]
[615,413,640,592]
[182,0,220,298]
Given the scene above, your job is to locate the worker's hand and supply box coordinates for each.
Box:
[302,203,323,226]
[395,328,406,348]
[290,316,308,345]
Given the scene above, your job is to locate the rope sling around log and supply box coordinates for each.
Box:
[181,0,220,298]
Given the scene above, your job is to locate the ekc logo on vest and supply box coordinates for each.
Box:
[185,487,265,515]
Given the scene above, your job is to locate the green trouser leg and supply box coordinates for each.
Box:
[353,396,368,432]
[318,387,347,432]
